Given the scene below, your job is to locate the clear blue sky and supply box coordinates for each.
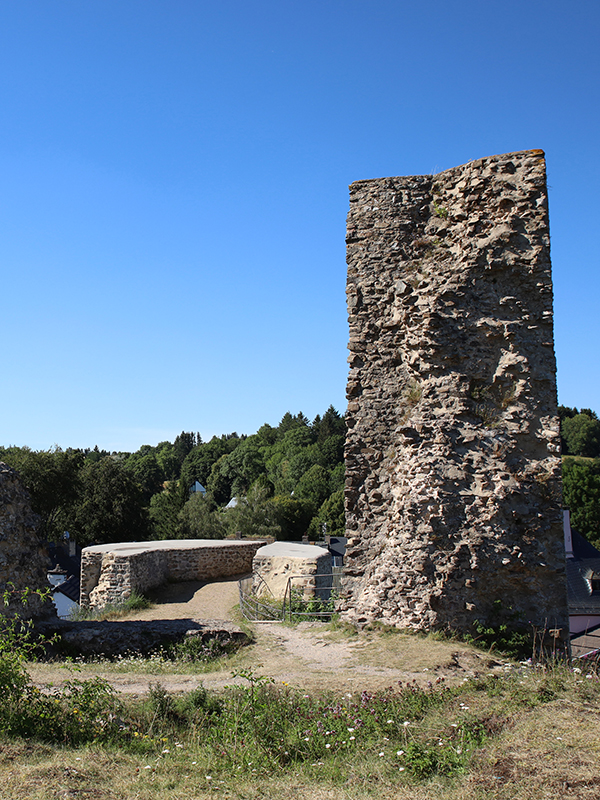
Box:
[1,0,598,452]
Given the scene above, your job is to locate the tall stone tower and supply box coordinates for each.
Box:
[0,462,53,619]
[341,150,569,637]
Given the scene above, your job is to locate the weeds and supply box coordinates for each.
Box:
[70,591,151,621]
[463,601,532,659]
[399,380,423,423]
[3,589,600,795]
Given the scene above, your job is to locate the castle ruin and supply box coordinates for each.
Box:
[340,150,569,637]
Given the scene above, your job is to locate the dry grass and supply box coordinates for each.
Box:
[4,666,600,800]
[7,625,600,799]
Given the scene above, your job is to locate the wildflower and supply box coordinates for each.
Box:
[144,765,152,770]
[349,736,355,741]
[397,750,404,756]
[325,744,331,749]
[383,737,389,742]
[162,749,170,754]
[399,766,405,772]
[387,719,393,724]
[403,721,410,727]
[191,761,197,765]
[379,752,384,757]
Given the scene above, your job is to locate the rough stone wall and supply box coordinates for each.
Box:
[81,540,267,608]
[0,462,53,618]
[252,543,332,600]
[341,150,569,636]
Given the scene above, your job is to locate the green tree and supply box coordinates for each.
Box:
[225,437,266,496]
[563,457,600,548]
[319,434,345,469]
[178,493,225,539]
[308,490,345,539]
[149,481,186,539]
[0,446,84,540]
[206,454,235,506]
[562,413,600,457]
[294,464,331,511]
[224,484,280,539]
[180,436,239,491]
[124,451,163,499]
[173,431,201,471]
[68,458,149,546]
[329,462,345,493]
[313,405,346,442]
[155,441,180,481]
[269,494,313,541]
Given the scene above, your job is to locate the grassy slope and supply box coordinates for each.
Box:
[3,628,600,800]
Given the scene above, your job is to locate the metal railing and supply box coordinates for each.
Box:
[238,574,284,621]
[282,569,343,622]
[238,568,344,623]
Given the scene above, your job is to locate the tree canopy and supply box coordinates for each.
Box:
[0,407,346,546]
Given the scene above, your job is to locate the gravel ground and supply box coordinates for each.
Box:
[29,578,503,696]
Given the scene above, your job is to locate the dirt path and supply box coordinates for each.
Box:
[29,578,507,696]
[122,578,241,623]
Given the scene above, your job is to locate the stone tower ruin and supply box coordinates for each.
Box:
[341,150,569,637]
[0,462,53,619]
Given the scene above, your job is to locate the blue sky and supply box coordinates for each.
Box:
[1,0,598,452]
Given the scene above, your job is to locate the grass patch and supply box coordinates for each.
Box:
[3,664,600,799]
[70,591,152,621]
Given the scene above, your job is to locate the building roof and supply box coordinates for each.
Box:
[53,574,80,603]
[570,626,600,659]
[46,542,81,577]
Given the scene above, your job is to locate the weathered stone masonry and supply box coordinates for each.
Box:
[341,150,569,636]
[0,462,53,618]
[81,539,266,608]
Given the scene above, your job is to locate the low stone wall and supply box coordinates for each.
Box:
[36,618,250,659]
[81,539,267,608]
[252,542,332,601]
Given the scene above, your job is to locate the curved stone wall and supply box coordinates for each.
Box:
[81,539,267,608]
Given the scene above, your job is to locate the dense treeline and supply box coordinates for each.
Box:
[559,405,600,550]
[0,406,345,547]
[4,403,600,552]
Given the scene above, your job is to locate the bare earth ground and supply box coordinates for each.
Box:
[29,578,508,695]
[16,580,600,800]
